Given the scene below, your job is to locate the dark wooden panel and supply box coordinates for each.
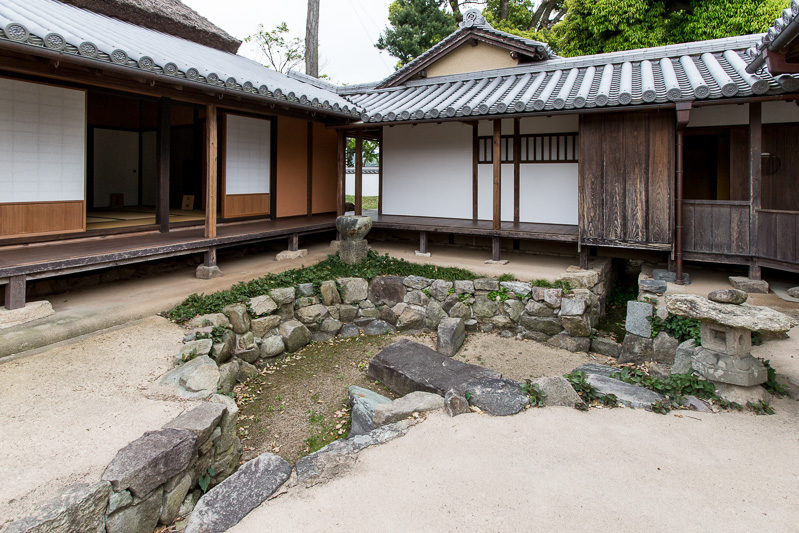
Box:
[0,201,85,239]
[648,112,674,243]
[683,202,696,251]
[693,204,713,253]
[578,115,603,240]
[762,124,799,211]
[729,126,749,201]
[223,194,270,218]
[729,205,750,255]
[603,115,625,241]
[711,204,731,254]
[624,112,648,242]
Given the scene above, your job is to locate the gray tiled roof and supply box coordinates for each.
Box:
[343,34,799,124]
[0,0,359,117]
[746,0,799,72]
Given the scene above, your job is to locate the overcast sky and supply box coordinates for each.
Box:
[181,0,398,85]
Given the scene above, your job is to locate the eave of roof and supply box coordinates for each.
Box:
[746,0,799,72]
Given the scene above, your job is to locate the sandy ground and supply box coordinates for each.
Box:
[0,316,195,526]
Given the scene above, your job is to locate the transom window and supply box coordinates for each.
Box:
[478,133,579,164]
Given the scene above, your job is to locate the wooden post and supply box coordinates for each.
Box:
[289,233,299,252]
[492,236,501,262]
[579,247,589,270]
[419,231,428,254]
[378,126,384,216]
[156,97,171,233]
[205,104,217,239]
[4,275,25,310]
[513,118,520,224]
[204,248,217,267]
[336,130,345,217]
[472,123,479,220]
[355,130,363,216]
[307,122,314,216]
[674,102,691,284]
[492,119,501,231]
[749,102,762,280]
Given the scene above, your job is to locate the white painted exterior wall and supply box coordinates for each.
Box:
[0,78,85,203]
[345,172,379,196]
[382,122,472,218]
[225,114,271,195]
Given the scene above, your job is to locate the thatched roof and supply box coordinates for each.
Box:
[58,0,241,54]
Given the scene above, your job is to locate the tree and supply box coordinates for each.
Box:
[346,138,379,167]
[305,0,320,78]
[245,22,304,73]
[376,0,459,69]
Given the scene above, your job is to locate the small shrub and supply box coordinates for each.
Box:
[648,314,701,343]
[747,400,775,415]
[521,380,546,407]
[760,359,788,397]
[564,371,617,408]
[488,287,511,302]
[497,273,516,282]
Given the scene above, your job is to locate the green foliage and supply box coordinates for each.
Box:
[607,285,638,308]
[198,467,216,494]
[244,22,304,73]
[346,139,379,167]
[376,0,458,69]
[196,325,229,344]
[760,359,788,398]
[497,273,517,282]
[648,313,701,343]
[345,195,379,210]
[530,278,571,293]
[610,368,717,401]
[458,292,473,305]
[488,286,511,302]
[166,251,478,324]
[306,409,349,453]
[521,380,547,407]
[747,400,775,415]
[564,371,617,407]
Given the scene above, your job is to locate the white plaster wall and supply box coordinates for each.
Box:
[477,115,579,135]
[519,164,578,224]
[477,164,513,221]
[345,173,379,196]
[382,122,472,218]
[688,104,749,127]
[0,77,85,203]
[763,100,799,124]
[225,114,270,195]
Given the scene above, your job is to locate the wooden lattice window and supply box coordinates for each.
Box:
[478,133,579,163]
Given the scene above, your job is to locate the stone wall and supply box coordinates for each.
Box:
[6,398,241,533]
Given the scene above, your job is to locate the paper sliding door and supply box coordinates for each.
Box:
[221,113,272,218]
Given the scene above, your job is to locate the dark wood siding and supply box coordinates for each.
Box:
[758,210,799,264]
[579,110,674,248]
[762,124,799,211]
[683,201,750,255]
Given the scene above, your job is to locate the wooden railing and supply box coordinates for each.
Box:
[758,209,799,264]
[682,200,750,255]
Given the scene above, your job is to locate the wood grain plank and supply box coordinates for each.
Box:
[493,119,501,230]
[694,204,713,253]
[730,204,750,255]
[682,202,695,251]
[0,201,85,239]
[647,112,673,244]
[205,104,217,238]
[729,126,749,201]
[603,115,625,241]
[712,204,732,254]
[624,112,648,242]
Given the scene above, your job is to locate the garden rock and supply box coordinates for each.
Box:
[160,356,220,400]
[404,290,429,306]
[501,281,531,297]
[560,269,599,290]
[529,376,583,407]
[652,269,690,284]
[163,403,225,444]
[490,315,515,330]
[728,276,769,294]
[666,294,797,332]
[102,429,196,497]
[338,304,358,323]
[573,364,620,378]
[590,337,622,359]
[472,295,498,317]
[648,363,670,381]
[188,313,229,329]
[626,301,653,338]
[161,473,192,525]
[250,315,281,338]
[788,286,799,299]
[209,394,239,450]
[712,382,771,405]
[364,320,396,336]
[295,296,320,309]
[652,331,679,364]
[180,339,213,360]
[379,305,398,325]
[560,296,587,316]
[525,300,557,317]
[3,481,111,533]
[319,318,343,335]
[522,330,549,343]
[368,276,406,306]
[235,347,259,364]
[236,360,259,382]
[454,280,475,294]
[260,334,286,358]
[640,279,667,295]
[297,303,329,324]
[437,317,465,357]
[340,323,360,338]
[217,360,238,395]
[682,395,712,413]
[296,283,315,297]
[358,307,380,320]
[338,277,368,303]
[223,304,250,334]
[464,378,528,416]
[269,287,295,306]
[464,319,478,332]
[448,302,472,319]
[546,332,590,352]
[619,334,655,364]
[584,374,665,408]
[429,280,453,301]
[248,295,277,316]
[708,289,747,305]
[319,280,341,306]
[106,486,162,533]
[520,316,563,336]
[373,391,445,426]
[312,332,334,342]
[403,275,432,290]
[543,288,562,308]
[396,305,425,331]
[186,453,292,533]
[561,315,592,337]
[444,389,471,417]
[671,339,696,374]
[474,278,499,291]
[348,386,392,437]
[279,320,311,352]
[425,300,448,329]
[503,299,524,322]
[368,339,500,396]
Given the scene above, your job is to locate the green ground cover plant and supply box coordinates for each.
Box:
[648,314,701,343]
[345,195,379,210]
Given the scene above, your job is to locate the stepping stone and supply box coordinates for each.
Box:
[585,374,664,408]
[373,391,445,426]
[368,339,500,396]
[465,378,528,416]
[348,386,391,438]
[572,364,621,378]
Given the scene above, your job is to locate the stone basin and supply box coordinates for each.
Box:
[336,216,372,241]
[665,294,797,333]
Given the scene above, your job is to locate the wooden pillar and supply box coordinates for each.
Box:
[579,247,589,270]
[674,102,691,283]
[472,123,479,220]
[419,231,428,254]
[492,236,501,262]
[355,130,363,216]
[378,126,384,216]
[336,130,345,217]
[513,118,521,224]
[203,248,217,267]
[205,104,218,239]
[492,119,501,231]
[749,102,762,280]
[307,122,314,216]
[289,233,299,252]
[4,275,25,310]
[156,97,171,233]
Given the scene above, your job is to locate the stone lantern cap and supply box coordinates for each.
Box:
[666,294,797,333]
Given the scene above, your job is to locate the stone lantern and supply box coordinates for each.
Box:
[336,215,372,265]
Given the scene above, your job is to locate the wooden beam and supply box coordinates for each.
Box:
[419,231,428,254]
[307,121,314,216]
[289,232,299,252]
[378,126,384,216]
[513,117,521,224]
[472,123,479,220]
[4,275,25,310]
[205,104,218,239]
[270,118,278,220]
[156,97,171,233]
[492,119,501,230]
[355,130,363,216]
[749,102,762,279]
[336,130,346,217]
[492,236,501,262]
[203,248,217,267]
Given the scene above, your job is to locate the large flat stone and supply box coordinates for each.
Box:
[163,403,226,445]
[465,378,528,416]
[348,386,392,437]
[158,356,220,400]
[102,428,197,498]
[3,482,110,533]
[368,339,500,396]
[0,300,55,330]
[368,276,407,306]
[728,276,769,294]
[373,391,445,426]
[625,301,653,338]
[529,376,583,407]
[666,294,797,333]
[585,374,665,408]
[572,364,620,378]
[185,453,291,533]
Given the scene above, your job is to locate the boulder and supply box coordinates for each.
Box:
[364,320,396,336]
[728,276,769,294]
[188,313,229,329]
[250,315,282,338]
[222,304,250,334]
[561,315,592,338]
[519,316,563,336]
[373,391,445,426]
[448,302,472,319]
[294,296,320,309]
[368,339,500,396]
[428,280,453,301]
[625,301,653,338]
[473,278,499,291]
[503,299,525,322]
[590,337,622,359]
[471,295,498,317]
[296,283,315,297]
[425,300,448,330]
[652,331,679,365]
[560,270,599,290]
[788,286,799,299]
[319,280,341,306]
[268,287,295,306]
[529,376,583,408]
[437,317,465,357]
[640,279,667,295]
[403,275,432,290]
[319,318,343,336]
[102,429,196,497]
[180,339,213,360]
[279,320,311,352]
[338,304,358,323]
[490,315,515,330]
[296,303,329,325]
[105,486,162,533]
[209,394,239,451]
[618,334,655,364]
[404,290,429,306]
[217,360,238,394]
[368,276,406,306]
[185,453,292,533]
[340,323,360,338]
[348,386,392,437]
[708,289,748,305]
[337,277,368,303]
[572,364,620,378]
[500,281,531,298]
[671,339,696,374]
[379,305,398,325]
[236,360,259,382]
[161,473,193,525]
[464,378,528,416]
[584,374,665,408]
[666,294,798,332]
[454,280,475,295]
[163,403,225,444]
[543,288,562,308]
[560,297,587,316]
[159,356,220,400]
[444,389,472,417]
[248,295,277,316]
[525,300,557,317]
[546,332,591,353]
[260,334,286,358]
[3,482,111,533]
[395,305,425,331]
